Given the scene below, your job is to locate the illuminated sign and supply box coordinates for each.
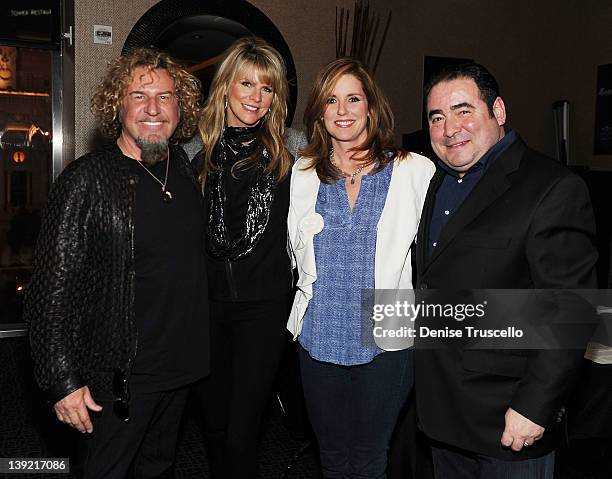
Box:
[0,0,61,48]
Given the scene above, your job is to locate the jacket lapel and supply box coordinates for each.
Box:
[424,138,526,271]
[289,158,320,252]
[416,168,444,276]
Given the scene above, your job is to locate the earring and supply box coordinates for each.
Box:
[224,96,228,109]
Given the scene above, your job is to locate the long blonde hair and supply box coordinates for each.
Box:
[198,37,291,185]
[302,58,397,184]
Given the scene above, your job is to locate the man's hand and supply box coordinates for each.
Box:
[53,386,103,433]
[500,407,545,451]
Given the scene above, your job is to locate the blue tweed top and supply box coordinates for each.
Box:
[299,162,393,365]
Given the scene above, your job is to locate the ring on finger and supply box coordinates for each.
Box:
[523,441,530,447]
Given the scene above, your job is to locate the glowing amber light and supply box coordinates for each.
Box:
[12,151,25,163]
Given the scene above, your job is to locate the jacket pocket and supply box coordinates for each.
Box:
[463,350,527,378]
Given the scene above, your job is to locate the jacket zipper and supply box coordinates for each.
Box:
[127,175,138,394]
[225,259,238,300]
[126,334,137,389]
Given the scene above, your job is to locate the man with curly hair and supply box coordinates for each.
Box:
[25,48,209,477]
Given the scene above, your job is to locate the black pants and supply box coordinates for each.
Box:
[193,296,290,479]
[431,444,554,479]
[72,386,189,479]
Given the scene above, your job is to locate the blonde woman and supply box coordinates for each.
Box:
[288,58,435,477]
[193,37,294,479]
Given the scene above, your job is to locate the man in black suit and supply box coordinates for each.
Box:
[414,63,598,478]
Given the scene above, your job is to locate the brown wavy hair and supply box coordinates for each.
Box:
[301,58,399,184]
[197,36,291,185]
[91,48,202,142]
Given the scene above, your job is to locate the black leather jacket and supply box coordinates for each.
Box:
[24,144,201,404]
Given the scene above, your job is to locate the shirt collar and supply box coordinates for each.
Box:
[437,129,516,178]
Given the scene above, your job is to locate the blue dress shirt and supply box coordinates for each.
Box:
[429,130,516,257]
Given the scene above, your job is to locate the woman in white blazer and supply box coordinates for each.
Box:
[288,58,435,478]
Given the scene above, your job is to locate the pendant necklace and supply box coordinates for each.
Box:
[135,150,173,203]
[329,148,369,185]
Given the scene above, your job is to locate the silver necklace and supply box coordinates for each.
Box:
[330,148,369,185]
[135,151,173,203]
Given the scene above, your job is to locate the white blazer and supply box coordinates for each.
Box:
[287,153,435,339]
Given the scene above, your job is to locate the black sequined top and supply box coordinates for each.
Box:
[203,128,292,301]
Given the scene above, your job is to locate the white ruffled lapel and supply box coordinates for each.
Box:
[289,158,321,287]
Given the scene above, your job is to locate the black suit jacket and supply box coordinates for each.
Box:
[414,136,598,460]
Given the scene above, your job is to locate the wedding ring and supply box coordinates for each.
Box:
[523,441,530,447]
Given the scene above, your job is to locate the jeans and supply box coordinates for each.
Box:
[299,346,414,479]
[431,444,555,479]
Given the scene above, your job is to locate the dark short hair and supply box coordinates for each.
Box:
[424,63,500,116]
